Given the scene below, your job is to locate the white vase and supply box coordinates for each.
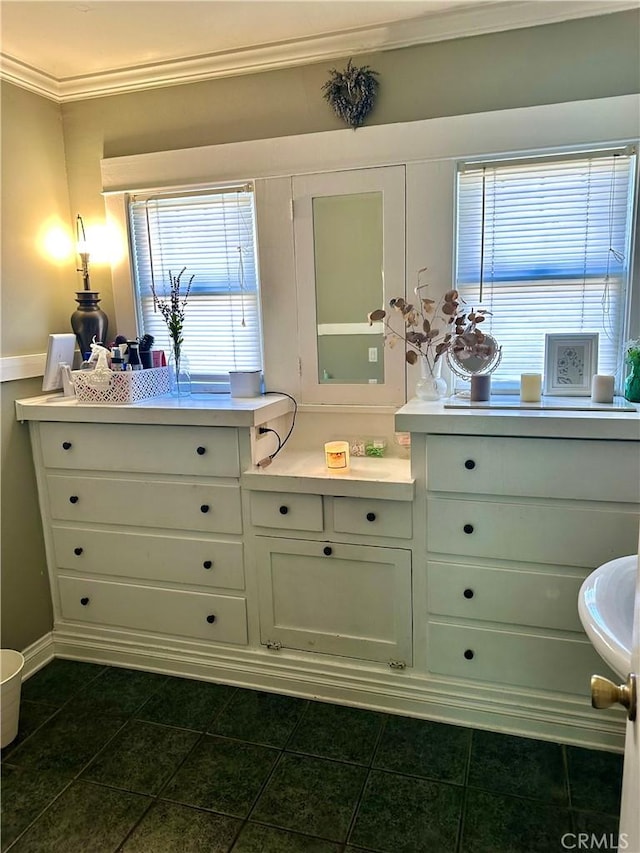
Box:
[416,356,447,401]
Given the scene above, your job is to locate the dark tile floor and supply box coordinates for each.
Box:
[1,659,624,853]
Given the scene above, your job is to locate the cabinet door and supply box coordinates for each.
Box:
[294,166,406,405]
[256,537,412,665]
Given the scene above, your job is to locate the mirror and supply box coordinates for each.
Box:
[312,192,384,384]
[447,333,502,377]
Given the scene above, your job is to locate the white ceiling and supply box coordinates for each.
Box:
[0,0,636,101]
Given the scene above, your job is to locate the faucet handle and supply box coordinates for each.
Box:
[591,673,636,721]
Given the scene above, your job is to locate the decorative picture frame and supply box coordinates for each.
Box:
[543,333,599,396]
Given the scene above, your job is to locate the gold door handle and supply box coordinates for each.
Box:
[591,673,637,721]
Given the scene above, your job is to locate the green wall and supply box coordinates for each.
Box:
[1,9,639,651]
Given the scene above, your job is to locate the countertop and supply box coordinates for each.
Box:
[395,395,640,440]
[15,392,292,428]
[241,450,414,501]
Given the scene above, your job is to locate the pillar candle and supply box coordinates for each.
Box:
[520,373,542,403]
[324,440,350,471]
[591,374,615,404]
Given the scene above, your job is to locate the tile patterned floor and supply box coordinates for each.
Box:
[1,660,624,852]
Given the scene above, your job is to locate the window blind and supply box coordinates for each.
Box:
[129,187,262,384]
[455,150,636,387]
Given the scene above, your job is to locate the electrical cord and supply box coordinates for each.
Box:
[259,390,298,463]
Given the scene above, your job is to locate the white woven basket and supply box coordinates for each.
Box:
[72,367,170,404]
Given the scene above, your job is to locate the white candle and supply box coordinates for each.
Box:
[520,373,542,403]
[325,440,350,471]
[591,374,615,404]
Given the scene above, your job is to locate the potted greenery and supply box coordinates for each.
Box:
[624,338,640,402]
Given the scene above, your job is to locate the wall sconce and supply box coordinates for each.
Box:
[70,214,109,356]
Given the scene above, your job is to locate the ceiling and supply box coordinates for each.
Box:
[0,0,636,101]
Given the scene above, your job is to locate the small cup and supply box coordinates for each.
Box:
[591,374,615,404]
[470,374,491,402]
[520,373,542,403]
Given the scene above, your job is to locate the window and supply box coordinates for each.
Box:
[129,186,262,389]
[455,148,637,389]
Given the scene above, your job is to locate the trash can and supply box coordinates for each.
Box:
[1,650,25,748]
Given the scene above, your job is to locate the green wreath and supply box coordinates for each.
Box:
[322,59,379,129]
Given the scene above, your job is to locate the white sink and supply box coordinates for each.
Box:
[579,554,637,679]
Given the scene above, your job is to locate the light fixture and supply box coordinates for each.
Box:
[76,213,91,290]
[70,214,109,356]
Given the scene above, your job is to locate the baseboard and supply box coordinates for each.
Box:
[47,626,626,753]
[21,632,55,679]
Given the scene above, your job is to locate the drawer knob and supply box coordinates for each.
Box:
[463,523,474,534]
[366,512,376,522]
[80,597,90,606]
[279,505,289,515]
[464,649,475,660]
[69,495,79,504]
[463,588,474,599]
[74,547,84,556]
[323,546,333,556]
[464,459,476,470]
[200,504,210,514]
[203,560,213,570]
[196,446,207,456]
[62,441,72,450]
[206,614,216,624]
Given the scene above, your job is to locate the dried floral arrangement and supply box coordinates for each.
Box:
[322,59,379,129]
[150,267,194,364]
[367,270,492,374]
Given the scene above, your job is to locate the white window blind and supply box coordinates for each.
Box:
[455,149,637,388]
[129,187,262,385]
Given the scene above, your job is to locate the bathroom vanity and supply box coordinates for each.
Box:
[15,393,640,750]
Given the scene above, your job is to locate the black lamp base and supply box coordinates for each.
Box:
[71,291,109,356]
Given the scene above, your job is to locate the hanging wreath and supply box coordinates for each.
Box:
[322,59,379,129]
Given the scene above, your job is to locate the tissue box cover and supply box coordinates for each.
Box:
[72,367,170,404]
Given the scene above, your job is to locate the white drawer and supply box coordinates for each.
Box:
[427,561,584,632]
[333,497,412,539]
[47,475,242,534]
[250,491,323,532]
[52,526,244,590]
[58,575,247,645]
[427,435,640,503]
[427,496,640,568]
[40,422,240,477]
[427,622,616,695]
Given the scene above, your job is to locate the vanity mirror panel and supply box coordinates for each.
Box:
[294,167,406,404]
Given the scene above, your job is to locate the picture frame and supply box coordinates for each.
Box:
[543,333,599,396]
[42,333,77,392]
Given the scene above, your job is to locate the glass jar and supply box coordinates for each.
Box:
[168,350,192,397]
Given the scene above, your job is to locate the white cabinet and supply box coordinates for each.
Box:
[424,434,638,698]
[248,488,413,668]
[33,420,248,648]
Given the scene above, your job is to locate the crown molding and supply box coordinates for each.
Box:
[1,1,637,103]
